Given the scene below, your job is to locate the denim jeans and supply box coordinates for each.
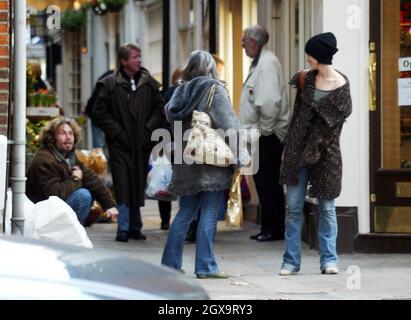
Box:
[91,121,106,148]
[66,188,93,225]
[161,191,224,275]
[282,168,338,272]
[117,203,142,232]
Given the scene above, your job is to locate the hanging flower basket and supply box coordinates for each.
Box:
[89,0,126,15]
[61,9,87,32]
[90,0,108,16]
[106,0,127,13]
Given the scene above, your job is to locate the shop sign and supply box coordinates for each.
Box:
[27,107,59,117]
[399,57,411,72]
[398,78,411,106]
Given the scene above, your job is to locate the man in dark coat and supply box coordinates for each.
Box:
[26,118,118,225]
[91,43,165,242]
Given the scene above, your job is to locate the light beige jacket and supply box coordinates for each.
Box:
[239,47,290,141]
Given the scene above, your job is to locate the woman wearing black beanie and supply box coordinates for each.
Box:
[279,32,352,276]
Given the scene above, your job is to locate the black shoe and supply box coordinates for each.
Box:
[128,230,147,240]
[257,233,284,242]
[161,222,170,230]
[249,232,263,240]
[115,231,129,242]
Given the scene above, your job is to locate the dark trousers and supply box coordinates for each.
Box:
[158,200,171,224]
[253,133,285,235]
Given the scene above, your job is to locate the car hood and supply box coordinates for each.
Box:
[0,235,209,300]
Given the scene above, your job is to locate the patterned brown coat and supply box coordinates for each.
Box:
[279,70,352,199]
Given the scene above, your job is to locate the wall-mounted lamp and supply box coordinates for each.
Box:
[73,1,81,10]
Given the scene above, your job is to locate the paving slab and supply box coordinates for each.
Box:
[86,200,411,300]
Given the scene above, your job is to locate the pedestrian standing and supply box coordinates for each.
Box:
[161,50,243,278]
[239,25,290,242]
[91,43,165,242]
[279,32,352,275]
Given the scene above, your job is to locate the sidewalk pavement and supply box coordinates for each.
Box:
[86,200,411,300]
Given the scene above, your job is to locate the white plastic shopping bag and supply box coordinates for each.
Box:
[5,192,92,248]
[32,196,93,248]
[145,155,176,201]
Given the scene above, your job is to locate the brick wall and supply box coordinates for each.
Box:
[0,0,9,136]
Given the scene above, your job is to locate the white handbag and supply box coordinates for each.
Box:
[184,84,235,167]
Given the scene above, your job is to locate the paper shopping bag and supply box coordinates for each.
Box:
[225,170,243,228]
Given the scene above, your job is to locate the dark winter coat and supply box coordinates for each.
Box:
[85,70,114,117]
[91,68,165,207]
[279,70,352,199]
[26,147,116,210]
[165,76,242,196]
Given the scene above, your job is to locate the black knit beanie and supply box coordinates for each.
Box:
[305,32,338,65]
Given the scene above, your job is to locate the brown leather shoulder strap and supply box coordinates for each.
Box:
[299,70,308,91]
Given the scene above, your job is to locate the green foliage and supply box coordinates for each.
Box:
[61,9,87,32]
[28,93,57,107]
[90,0,126,14]
[75,115,88,127]
[26,119,48,163]
[106,0,127,8]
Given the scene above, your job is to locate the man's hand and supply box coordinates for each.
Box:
[106,207,119,221]
[72,165,83,180]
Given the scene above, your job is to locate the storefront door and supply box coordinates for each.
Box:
[370,0,411,232]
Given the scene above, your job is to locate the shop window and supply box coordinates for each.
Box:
[399,0,411,168]
[146,1,163,83]
[178,0,195,63]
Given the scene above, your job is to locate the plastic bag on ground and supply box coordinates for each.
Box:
[5,192,92,248]
[32,196,93,248]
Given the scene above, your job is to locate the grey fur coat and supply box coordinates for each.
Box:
[165,76,241,196]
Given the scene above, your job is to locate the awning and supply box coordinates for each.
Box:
[26,0,89,12]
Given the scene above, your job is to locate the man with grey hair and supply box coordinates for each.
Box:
[240,25,290,242]
[91,43,165,242]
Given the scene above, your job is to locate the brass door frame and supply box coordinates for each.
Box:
[370,0,411,233]
[369,0,381,231]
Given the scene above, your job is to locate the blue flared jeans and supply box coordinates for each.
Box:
[282,168,338,273]
[161,191,224,276]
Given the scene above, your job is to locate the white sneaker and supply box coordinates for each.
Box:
[279,269,297,276]
[322,266,339,275]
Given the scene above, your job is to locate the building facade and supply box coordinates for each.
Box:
[12,0,411,251]
[257,0,411,252]
[81,0,411,252]
[0,0,9,136]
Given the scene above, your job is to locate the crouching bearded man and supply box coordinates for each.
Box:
[26,117,118,225]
